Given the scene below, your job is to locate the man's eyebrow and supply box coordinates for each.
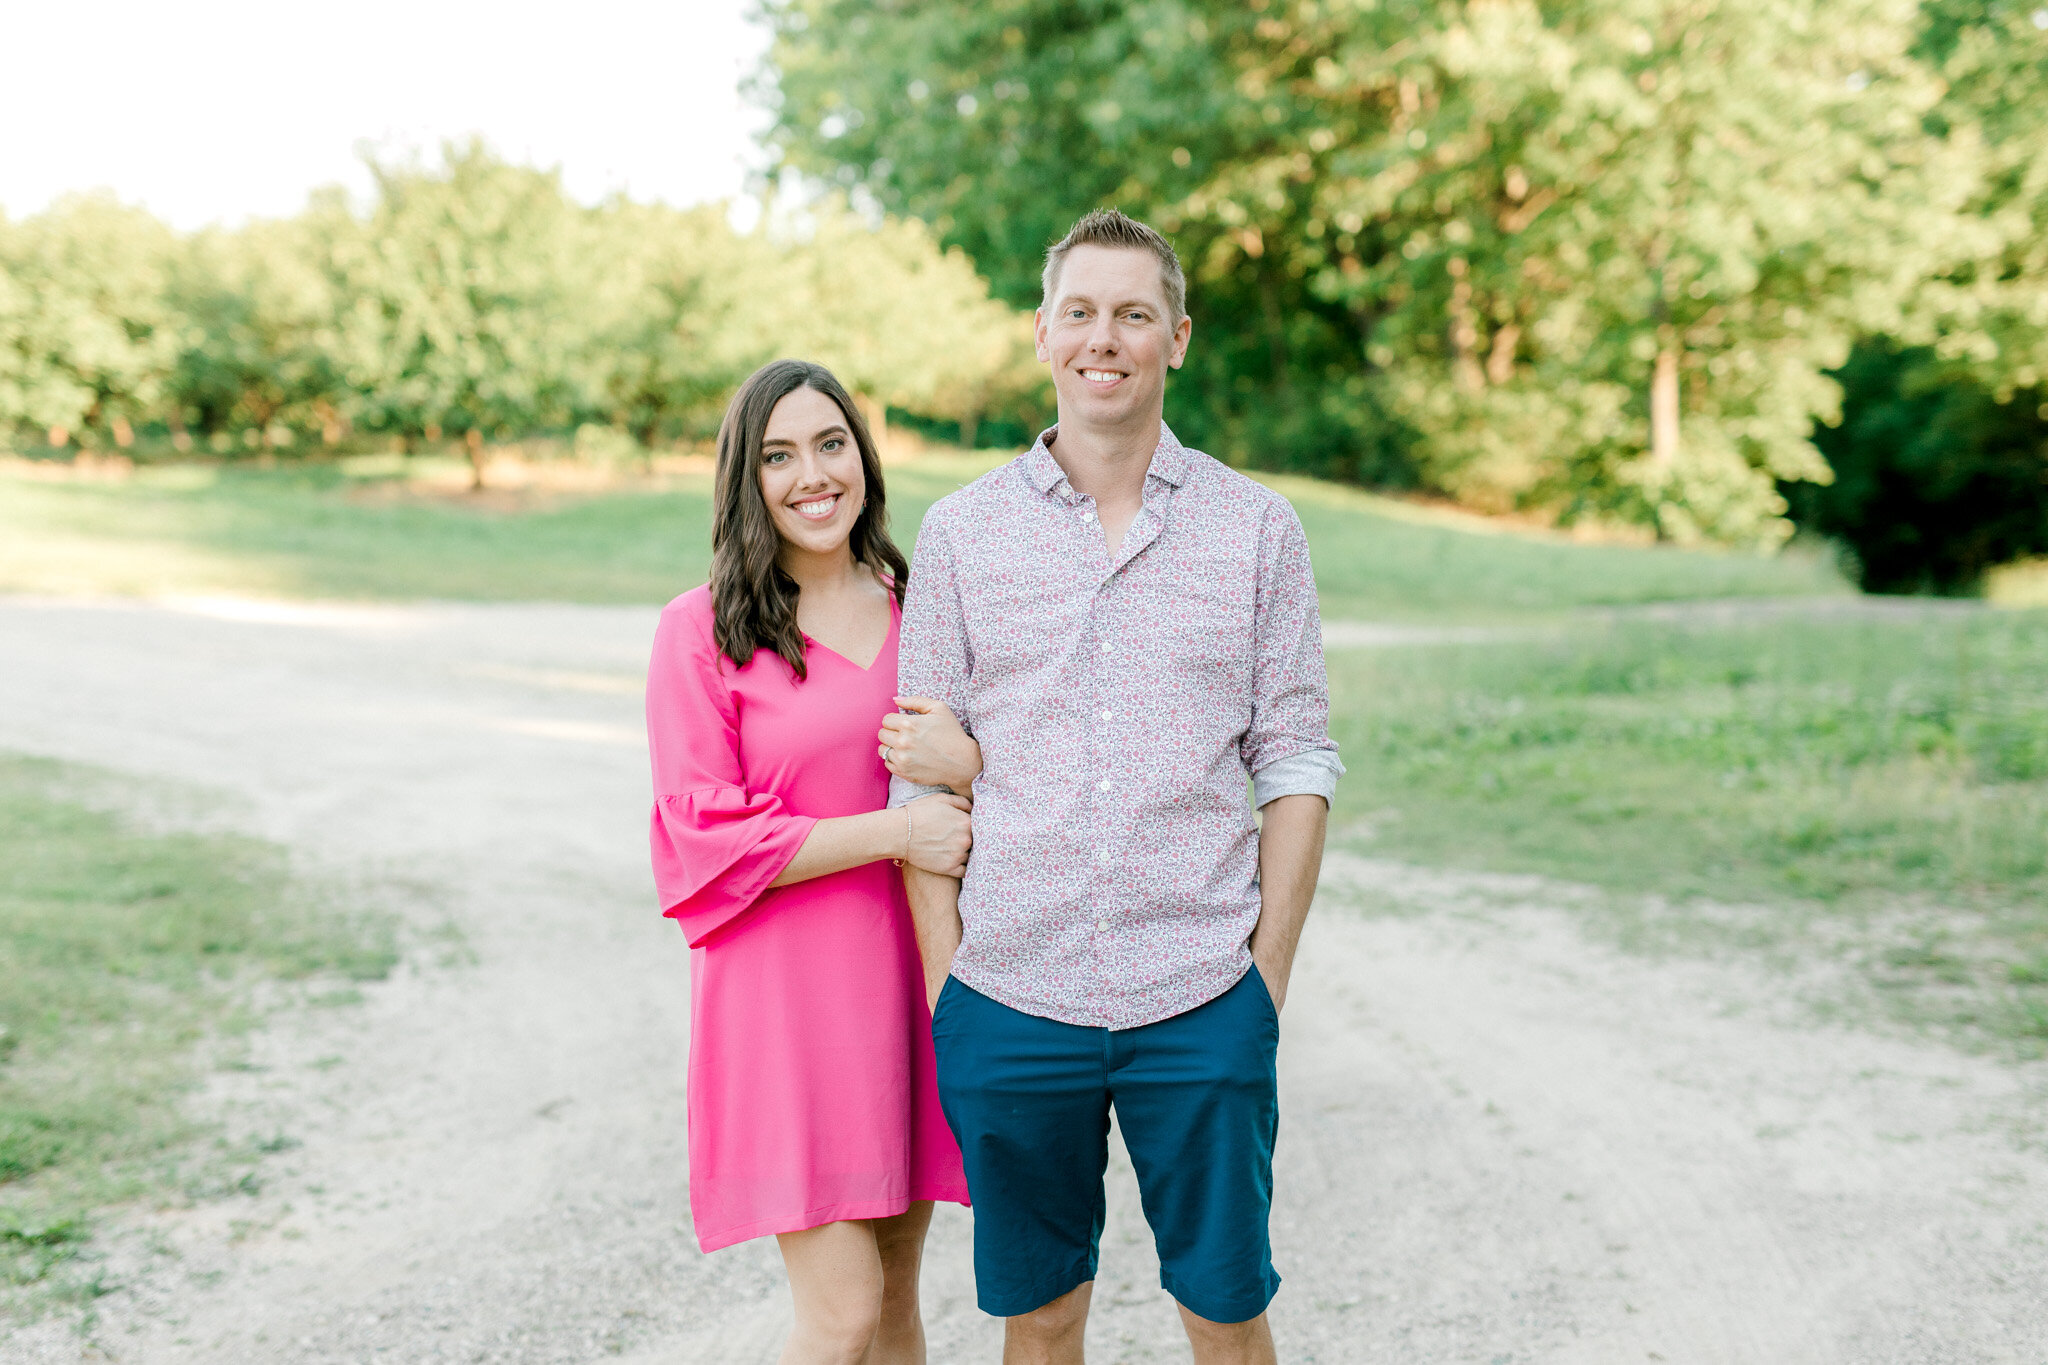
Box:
[1056,293,1160,312]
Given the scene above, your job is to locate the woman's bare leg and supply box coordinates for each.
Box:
[869,1201,935,1364]
[777,1220,884,1365]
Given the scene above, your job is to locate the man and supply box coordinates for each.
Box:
[890,208,1341,1365]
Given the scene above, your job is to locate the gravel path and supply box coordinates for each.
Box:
[1,596,2042,1364]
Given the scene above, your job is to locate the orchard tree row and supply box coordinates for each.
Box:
[0,142,1044,479]
[764,0,2048,583]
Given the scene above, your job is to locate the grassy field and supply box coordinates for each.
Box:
[0,756,395,1313]
[5,450,2041,1054]
[1329,611,2048,1047]
[0,453,1848,614]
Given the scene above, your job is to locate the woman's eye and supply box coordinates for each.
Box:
[822,438,843,452]
[764,451,788,465]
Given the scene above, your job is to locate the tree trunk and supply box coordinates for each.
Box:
[465,427,486,491]
[1485,324,1521,386]
[1448,260,1482,394]
[1650,346,1680,468]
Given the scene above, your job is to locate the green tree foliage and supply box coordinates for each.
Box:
[0,195,178,449]
[760,0,2005,543]
[0,144,1040,466]
[1795,342,2048,594]
[1917,0,2048,393]
[169,211,346,448]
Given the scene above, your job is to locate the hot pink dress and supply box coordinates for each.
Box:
[644,584,967,1252]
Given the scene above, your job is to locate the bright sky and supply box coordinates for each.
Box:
[1,0,773,229]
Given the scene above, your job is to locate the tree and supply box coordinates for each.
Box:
[326,141,608,485]
[168,209,348,448]
[1792,340,2048,593]
[0,194,178,450]
[762,0,1980,542]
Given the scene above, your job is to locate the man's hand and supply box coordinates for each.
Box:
[1250,949,1292,1015]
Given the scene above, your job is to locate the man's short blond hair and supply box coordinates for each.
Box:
[1040,208,1187,325]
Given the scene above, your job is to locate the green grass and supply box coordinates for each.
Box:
[0,755,395,1311]
[1257,472,1852,621]
[0,452,1847,612]
[1329,609,2048,1046]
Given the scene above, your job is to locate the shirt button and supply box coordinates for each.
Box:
[1096,919,1110,932]
[1100,709,1112,721]
[1099,642,1112,654]
[1097,849,1111,862]
[1080,510,1096,522]
[1098,779,1111,791]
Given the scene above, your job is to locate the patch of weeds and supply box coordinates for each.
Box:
[0,753,397,1322]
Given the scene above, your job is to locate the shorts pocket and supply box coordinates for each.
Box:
[930,975,962,1035]
[1245,965,1280,1031]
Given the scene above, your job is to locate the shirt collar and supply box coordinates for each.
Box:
[1020,422,1191,499]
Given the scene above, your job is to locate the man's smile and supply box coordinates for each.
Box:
[1080,368,1127,388]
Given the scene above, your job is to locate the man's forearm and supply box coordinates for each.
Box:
[1248,793,1328,1012]
[902,865,964,1010]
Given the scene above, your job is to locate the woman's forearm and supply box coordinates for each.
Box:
[771,808,905,887]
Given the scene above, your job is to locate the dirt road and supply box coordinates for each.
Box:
[2,597,2042,1364]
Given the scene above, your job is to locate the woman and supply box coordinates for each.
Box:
[644,359,982,1363]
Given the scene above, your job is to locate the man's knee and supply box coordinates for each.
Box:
[1179,1303,1276,1360]
[1006,1280,1092,1343]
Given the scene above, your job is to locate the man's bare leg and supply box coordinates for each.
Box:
[1177,1304,1277,1365]
[1003,1281,1092,1365]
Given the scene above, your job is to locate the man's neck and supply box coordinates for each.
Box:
[1047,408,1162,507]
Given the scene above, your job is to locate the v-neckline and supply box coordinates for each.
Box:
[802,593,899,673]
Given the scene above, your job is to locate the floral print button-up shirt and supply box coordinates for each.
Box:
[890,424,1343,1029]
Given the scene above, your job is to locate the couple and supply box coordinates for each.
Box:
[643,210,1341,1364]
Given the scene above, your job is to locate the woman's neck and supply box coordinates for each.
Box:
[777,541,866,598]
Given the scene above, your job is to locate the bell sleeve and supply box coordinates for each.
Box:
[644,601,818,947]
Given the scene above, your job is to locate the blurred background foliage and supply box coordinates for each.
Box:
[0,142,1047,487]
[763,0,2048,582]
[3,0,2047,591]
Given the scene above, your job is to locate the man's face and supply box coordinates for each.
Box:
[1035,244,1192,431]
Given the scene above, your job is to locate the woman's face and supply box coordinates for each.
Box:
[759,386,867,559]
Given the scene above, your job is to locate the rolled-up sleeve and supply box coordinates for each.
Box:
[644,604,817,946]
[1243,501,1344,808]
[888,512,976,810]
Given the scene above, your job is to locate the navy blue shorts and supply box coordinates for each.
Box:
[929,970,1281,1324]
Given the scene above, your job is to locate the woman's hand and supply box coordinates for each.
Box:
[880,697,984,794]
[904,793,972,878]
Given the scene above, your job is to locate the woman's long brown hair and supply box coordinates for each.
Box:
[710,359,909,680]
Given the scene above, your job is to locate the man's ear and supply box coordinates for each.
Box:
[1168,314,1193,370]
[1033,307,1050,363]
